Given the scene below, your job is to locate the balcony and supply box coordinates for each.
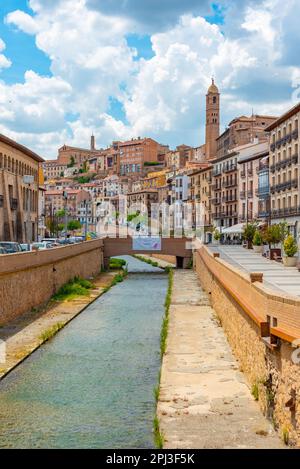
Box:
[247,190,254,198]
[270,179,298,194]
[211,184,222,191]
[247,168,253,176]
[213,212,226,219]
[223,180,237,188]
[240,191,246,199]
[240,170,246,178]
[224,212,238,218]
[256,164,269,174]
[271,130,299,151]
[10,198,18,210]
[223,195,238,203]
[211,198,221,205]
[270,154,298,173]
[223,164,237,173]
[257,211,270,218]
[212,168,222,177]
[271,206,300,218]
[256,186,270,197]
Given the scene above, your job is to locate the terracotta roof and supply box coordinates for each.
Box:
[0,133,44,163]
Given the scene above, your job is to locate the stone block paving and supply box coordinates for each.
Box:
[211,245,300,297]
[158,270,285,448]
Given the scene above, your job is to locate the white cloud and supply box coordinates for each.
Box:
[1,0,300,156]
[0,38,11,70]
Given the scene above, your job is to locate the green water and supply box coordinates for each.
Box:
[0,257,167,448]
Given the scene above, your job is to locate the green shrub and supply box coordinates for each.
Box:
[213,228,221,241]
[109,258,127,269]
[283,235,298,257]
[252,230,262,246]
[52,277,94,301]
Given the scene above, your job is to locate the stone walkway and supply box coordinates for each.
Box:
[158,270,284,449]
[211,245,300,297]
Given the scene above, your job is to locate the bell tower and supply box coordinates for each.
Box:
[205,78,220,160]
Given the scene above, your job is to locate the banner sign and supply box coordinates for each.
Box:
[132,237,162,251]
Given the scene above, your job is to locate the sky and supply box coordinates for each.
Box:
[0,0,300,159]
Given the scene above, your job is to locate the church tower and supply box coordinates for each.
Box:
[205,78,220,160]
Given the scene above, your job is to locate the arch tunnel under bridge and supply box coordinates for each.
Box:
[102,236,193,269]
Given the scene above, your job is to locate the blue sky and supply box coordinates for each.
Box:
[0,0,299,157]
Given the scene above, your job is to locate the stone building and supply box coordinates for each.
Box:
[127,189,158,217]
[0,133,44,243]
[216,114,276,160]
[205,79,220,160]
[266,102,300,236]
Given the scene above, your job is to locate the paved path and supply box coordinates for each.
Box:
[210,245,300,297]
[158,270,284,448]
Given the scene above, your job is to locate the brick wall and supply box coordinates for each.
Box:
[0,240,103,326]
[194,246,300,446]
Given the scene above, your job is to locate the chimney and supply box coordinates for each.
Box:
[91,134,95,150]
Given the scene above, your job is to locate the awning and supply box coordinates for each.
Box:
[221,223,245,234]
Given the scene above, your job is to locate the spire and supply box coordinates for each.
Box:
[207,77,219,94]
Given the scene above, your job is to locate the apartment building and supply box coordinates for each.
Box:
[0,134,44,242]
[211,152,239,229]
[189,165,212,233]
[119,137,161,176]
[42,160,67,181]
[266,103,300,236]
[127,189,158,217]
[45,189,90,220]
[237,142,269,223]
[165,145,193,170]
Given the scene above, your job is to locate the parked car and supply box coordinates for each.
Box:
[0,242,22,254]
[32,242,54,250]
[41,238,59,244]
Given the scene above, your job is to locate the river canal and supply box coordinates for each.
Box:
[0,256,167,448]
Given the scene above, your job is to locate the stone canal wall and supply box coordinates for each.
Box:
[0,239,104,326]
[194,246,300,446]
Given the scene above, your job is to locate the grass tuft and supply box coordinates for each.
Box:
[109,258,127,270]
[52,277,94,302]
[251,383,259,401]
[39,322,64,342]
[153,416,164,449]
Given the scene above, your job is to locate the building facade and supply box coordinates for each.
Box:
[0,134,44,243]
[266,103,300,236]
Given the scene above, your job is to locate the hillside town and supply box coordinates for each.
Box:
[1,79,299,248]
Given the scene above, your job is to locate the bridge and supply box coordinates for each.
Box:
[102,236,193,269]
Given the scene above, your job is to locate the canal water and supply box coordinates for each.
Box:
[0,256,167,448]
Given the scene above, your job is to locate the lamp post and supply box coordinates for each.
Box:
[23,175,34,250]
[63,190,68,240]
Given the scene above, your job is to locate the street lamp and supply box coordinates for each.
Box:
[23,175,34,250]
[63,190,68,240]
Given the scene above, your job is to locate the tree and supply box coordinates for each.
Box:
[283,235,298,257]
[242,222,258,248]
[213,228,221,241]
[262,224,283,249]
[252,230,262,246]
[67,155,75,168]
[67,220,81,232]
[56,209,66,219]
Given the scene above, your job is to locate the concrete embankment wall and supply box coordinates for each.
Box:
[194,246,300,446]
[0,240,104,326]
